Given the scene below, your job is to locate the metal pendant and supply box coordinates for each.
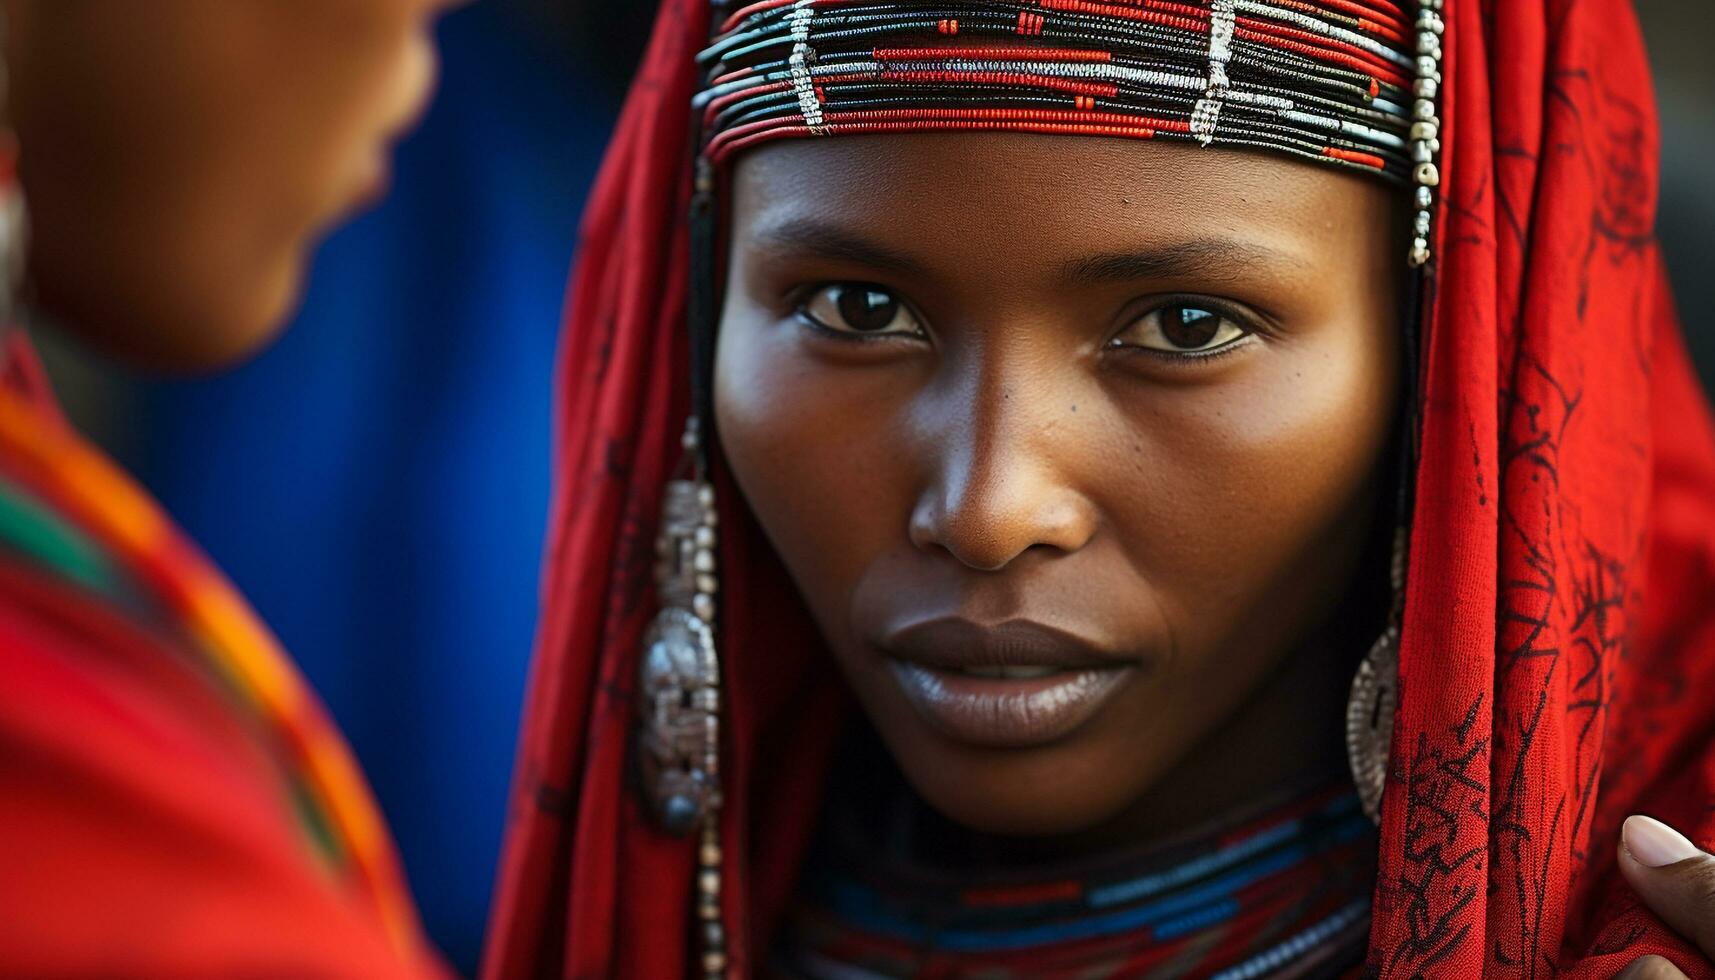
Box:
[635,420,730,974]
[1345,622,1399,824]
[638,605,721,835]
[637,477,722,836]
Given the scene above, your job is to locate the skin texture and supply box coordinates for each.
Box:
[1619,815,1715,978]
[3,0,462,371]
[716,134,1403,841]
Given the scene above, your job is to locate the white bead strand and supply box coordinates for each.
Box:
[1408,0,1445,268]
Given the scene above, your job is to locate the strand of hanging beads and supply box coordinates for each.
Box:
[688,416,727,980]
[1409,0,1445,268]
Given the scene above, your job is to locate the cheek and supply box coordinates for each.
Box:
[198,4,429,230]
[714,310,919,635]
[1112,321,1399,654]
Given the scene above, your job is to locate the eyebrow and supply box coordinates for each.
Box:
[748,218,925,276]
[749,218,1306,288]
[1058,239,1308,288]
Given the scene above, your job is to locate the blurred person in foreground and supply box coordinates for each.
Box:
[124,3,644,966]
[0,1,462,976]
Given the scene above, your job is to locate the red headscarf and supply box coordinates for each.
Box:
[484,0,1715,975]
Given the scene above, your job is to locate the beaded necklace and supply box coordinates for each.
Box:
[779,775,1376,979]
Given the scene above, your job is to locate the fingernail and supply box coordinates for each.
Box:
[1624,815,1702,868]
[1617,955,1689,980]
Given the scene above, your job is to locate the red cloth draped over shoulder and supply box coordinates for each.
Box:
[483,0,1715,975]
[0,335,442,979]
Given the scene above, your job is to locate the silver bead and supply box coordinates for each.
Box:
[1409,0,1445,274]
[693,593,717,624]
[694,526,716,549]
[693,548,716,573]
[699,869,722,896]
[696,484,716,508]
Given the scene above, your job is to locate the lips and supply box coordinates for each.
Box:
[880,619,1138,748]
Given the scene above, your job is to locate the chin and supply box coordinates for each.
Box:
[37,248,305,375]
[886,728,1159,838]
[194,259,304,371]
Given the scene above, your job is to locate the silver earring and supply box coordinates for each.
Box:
[1347,526,1405,824]
[636,416,727,977]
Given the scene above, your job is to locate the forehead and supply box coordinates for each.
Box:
[727,133,1400,272]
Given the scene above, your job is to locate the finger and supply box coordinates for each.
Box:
[1619,814,1715,960]
[1618,954,1690,980]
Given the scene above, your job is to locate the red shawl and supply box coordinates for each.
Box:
[0,334,441,978]
[484,1,1715,975]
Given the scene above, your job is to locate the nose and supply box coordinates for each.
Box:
[908,373,1099,572]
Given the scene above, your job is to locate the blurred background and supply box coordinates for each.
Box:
[28,2,1713,975]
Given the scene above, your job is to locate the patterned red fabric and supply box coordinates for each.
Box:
[0,565,437,979]
[483,0,1715,976]
[0,332,442,979]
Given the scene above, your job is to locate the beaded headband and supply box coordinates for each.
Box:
[694,0,1445,267]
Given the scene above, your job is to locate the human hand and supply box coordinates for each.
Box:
[1616,815,1715,979]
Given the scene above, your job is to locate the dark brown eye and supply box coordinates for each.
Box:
[837,287,900,332]
[1159,305,1221,348]
[1115,302,1247,355]
[802,283,921,337]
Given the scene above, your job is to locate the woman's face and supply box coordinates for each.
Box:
[716,134,1402,836]
[4,0,459,370]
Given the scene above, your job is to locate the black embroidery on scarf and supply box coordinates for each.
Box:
[613,501,655,621]
[1473,26,1663,965]
[1374,692,1488,977]
[1565,542,1628,871]
[1493,350,1579,977]
[1588,82,1655,280]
